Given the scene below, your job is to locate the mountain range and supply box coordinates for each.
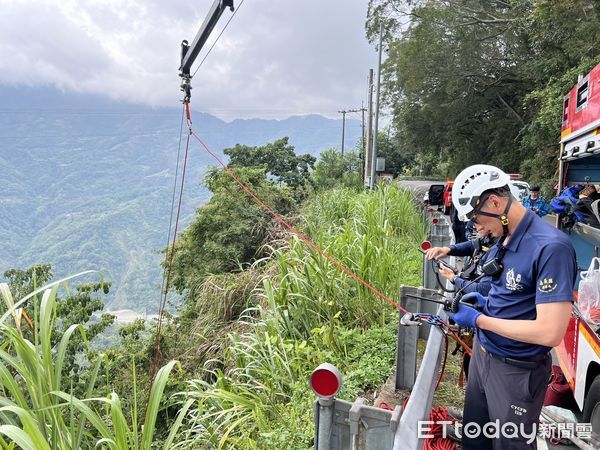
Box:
[0,86,362,312]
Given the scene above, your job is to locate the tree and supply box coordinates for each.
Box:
[2,265,114,377]
[168,167,296,292]
[311,149,362,190]
[55,280,115,374]
[373,1,531,175]
[224,137,316,188]
[518,1,600,182]
[168,138,317,293]
[375,129,415,176]
[3,264,53,302]
[365,0,599,180]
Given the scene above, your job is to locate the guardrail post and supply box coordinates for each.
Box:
[393,306,446,450]
[416,288,437,340]
[349,398,366,449]
[396,288,419,390]
[314,397,334,450]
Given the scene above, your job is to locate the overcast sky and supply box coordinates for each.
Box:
[0,0,379,121]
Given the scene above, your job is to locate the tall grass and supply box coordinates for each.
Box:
[180,185,426,448]
[179,328,321,449]
[0,275,187,449]
[267,185,426,336]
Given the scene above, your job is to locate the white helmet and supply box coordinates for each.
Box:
[452,164,512,222]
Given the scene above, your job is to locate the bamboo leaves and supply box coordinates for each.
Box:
[0,277,181,449]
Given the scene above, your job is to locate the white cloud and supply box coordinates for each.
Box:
[0,0,378,120]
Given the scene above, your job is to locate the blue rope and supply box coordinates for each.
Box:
[414,313,445,327]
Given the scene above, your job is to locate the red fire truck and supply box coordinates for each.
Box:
[554,62,600,432]
[440,180,453,215]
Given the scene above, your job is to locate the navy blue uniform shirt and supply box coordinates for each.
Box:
[477,210,576,358]
[449,240,477,257]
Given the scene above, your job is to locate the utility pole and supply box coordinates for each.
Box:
[364,69,374,187]
[338,109,347,155]
[370,22,384,189]
[361,102,366,164]
[338,108,366,156]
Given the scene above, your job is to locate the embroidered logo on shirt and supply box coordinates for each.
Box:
[538,278,558,293]
[511,404,527,416]
[505,268,523,291]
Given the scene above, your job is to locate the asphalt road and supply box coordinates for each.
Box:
[397,179,442,201]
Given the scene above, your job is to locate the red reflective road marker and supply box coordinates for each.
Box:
[310,363,342,398]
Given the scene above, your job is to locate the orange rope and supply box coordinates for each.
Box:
[190,129,405,311]
[423,406,457,450]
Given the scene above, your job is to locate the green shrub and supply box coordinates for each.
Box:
[177,186,425,448]
[265,185,425,337]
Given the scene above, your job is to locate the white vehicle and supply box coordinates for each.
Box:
[510,181,530,202]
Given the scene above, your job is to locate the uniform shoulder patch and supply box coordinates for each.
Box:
[538,278,558,293]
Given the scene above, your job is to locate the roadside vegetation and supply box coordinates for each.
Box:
[0,143,426,448]
[2,2,597,446]
[366,0,599,197]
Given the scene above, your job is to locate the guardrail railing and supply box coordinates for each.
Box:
[311,204,456,449]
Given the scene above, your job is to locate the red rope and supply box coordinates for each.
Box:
[402,394,456,449]
[189,129,406,312]
[423,406,457,450]
[150,104,192,378]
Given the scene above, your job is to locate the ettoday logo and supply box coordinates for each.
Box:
[417,420,593,444]
[418,420,537,444]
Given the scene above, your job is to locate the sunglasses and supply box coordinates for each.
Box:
[467,196,491,224]
[468,212,480,224]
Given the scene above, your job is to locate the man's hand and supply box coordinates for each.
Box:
[448,304,482,329]
[580,185,597,197]
[439,265,455,281]
[425,246,450,260]
[460,292,487,310]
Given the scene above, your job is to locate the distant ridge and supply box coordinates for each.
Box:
[0,85,362,312]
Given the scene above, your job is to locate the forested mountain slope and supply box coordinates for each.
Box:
[0,86,361,311]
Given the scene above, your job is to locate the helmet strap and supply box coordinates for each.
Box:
[475,196,513,236]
